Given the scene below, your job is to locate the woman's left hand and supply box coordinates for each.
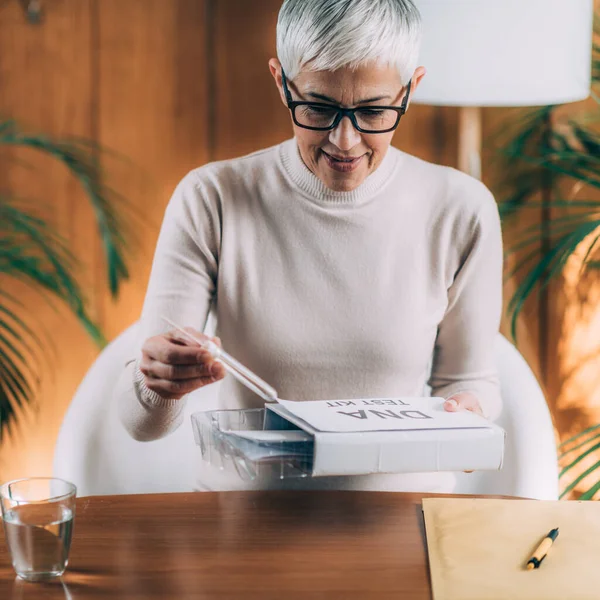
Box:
[443,391,484,417]
[444,391,484,474]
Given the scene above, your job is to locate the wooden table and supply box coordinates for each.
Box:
[0,491,445,599]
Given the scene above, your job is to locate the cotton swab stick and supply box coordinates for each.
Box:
[161,316,278,403]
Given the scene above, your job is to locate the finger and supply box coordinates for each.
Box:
[145,374,219,397]
[210,360,227,381]
[144,337,211,366]
[443,398,461,412]
[210,360,226,379]
[166,327,210,347]
[141,359,215,381]
[213,336,222,348]
[443,392,483,417]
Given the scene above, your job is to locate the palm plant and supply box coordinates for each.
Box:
[498,104,600,340]
[0,119,130,441]
[495,15,600,499]
[558,426,600,500]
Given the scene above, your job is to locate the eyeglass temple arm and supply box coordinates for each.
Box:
[281,69,293,105]
[400,79,412,113]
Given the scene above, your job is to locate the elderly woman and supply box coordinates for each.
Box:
[115,0,502,493]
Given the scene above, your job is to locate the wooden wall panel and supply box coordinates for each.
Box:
[394,105,458,167]
[0,0,210,480]
[0,0,99,479]
[213,0,289,160]
[96,0,210,340]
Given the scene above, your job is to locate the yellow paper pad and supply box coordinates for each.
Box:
[423,497,600,600]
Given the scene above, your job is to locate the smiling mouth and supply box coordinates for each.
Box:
[321,150,365,172]
[323,151,361,162]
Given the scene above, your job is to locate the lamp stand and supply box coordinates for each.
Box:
[456,106,540,374]
[458,106,482,179]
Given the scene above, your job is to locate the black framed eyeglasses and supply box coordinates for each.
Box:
[281,69,412,134]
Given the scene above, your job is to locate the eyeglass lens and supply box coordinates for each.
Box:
[294,105,399,132]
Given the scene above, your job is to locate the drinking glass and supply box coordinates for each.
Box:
[1,477,76,581]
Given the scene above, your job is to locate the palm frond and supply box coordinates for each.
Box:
[0,197,105,344]
[560,459,600,499]
[0,292,41,443]
[493,64,600,339]
[559,440,600,479]
[559,426,600,499]
[506,211,600,244]
[580,232,600,269]
[508,221,600,340]
[0,197,112,437]
[558,424,600,452]
[0,121,130,295]
[500,12,600,500]
[0,120,136,438]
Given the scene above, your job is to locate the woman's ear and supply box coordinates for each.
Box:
[268,58,289,107]
[405,66,426,109]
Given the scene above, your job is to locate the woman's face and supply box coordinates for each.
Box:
[270,60,425,192]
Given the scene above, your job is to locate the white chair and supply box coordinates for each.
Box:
[453,334,559,500]
[53,322,559,499]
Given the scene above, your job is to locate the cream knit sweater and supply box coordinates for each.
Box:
[114,139,503,492]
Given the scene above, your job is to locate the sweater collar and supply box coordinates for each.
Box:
[279,139,399,205]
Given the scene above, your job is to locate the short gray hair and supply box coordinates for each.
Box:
[276,0,422,86]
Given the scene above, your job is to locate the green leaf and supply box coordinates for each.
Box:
[0,328,30,367]
[0,351,35,443]
[504,248,540,281]
[559,440,600,478]
[0,122,131,297]
[0,293,46,438]
[0,198,107,347]
[508,223,600,340]
[502,200,600,210]
[578,479,600,501]
[509,212,600,242]
[559,423,600,450]
[0,347,33,401]
[0,290,44,350]
[559,459,600,499]
[0,120,136,437]
[509,245,560,340]
[580,232,600,270]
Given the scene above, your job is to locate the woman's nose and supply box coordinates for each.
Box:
[328,115,362,151]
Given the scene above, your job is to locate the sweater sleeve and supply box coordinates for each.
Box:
[428,190,503,421]
[114,170,220,441]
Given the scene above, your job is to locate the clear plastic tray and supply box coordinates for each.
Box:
[191,408,315,481]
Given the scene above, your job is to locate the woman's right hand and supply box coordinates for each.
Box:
[139,328,226,400]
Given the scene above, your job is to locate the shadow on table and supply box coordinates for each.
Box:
[11,577,73,599]
[11,568,114,599]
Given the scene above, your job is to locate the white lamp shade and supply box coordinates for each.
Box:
[412,0,594,107]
